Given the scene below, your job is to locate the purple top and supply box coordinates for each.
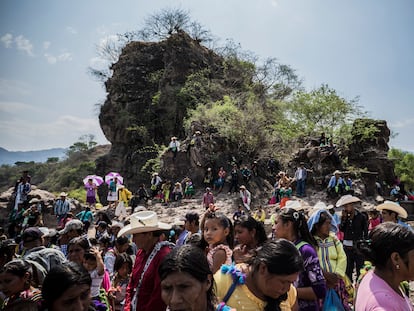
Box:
[85,184,96,197]
[295,241,327,311]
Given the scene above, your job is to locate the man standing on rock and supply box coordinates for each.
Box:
[294,162,307,197]
[54,192,70,227]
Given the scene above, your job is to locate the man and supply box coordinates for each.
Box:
[168,136,180,159]
[22,227,67,273]
[294,162,307,197]
[376,200,412,230]
[118,211,172,311]
[58,219,84,256]
[337,195,368,282]
[54,192,70,226]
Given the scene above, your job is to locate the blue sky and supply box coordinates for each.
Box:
[1,0,413,152]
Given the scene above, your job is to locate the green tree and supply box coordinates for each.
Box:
[288,84,365,142]
[388,148,414,190]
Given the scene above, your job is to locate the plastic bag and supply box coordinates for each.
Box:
[322,288,345,311]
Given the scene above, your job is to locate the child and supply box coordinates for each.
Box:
[83,247,105,299]
[368,209,381,231]
[202,211,234,274]
[109,253,133,311]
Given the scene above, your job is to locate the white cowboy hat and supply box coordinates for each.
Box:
[376,200,408,219]
[118,211,171,237]
[335,194,361,207]
[284,200,304,211]
[333,170,341,175]
[59,192,68,197]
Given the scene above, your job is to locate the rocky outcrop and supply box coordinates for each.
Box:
[97,31,229,189]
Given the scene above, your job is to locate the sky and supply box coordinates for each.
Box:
[0,0,413,152]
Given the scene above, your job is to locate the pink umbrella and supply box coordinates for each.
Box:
[83,175,104,186]
[105,172,124,184]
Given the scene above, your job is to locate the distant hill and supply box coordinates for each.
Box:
[0,147,67,165]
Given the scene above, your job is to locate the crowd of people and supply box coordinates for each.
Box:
[1,167,414,311]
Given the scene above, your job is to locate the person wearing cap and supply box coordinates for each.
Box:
[239,185,251,211]
[337,195,368,282]
[0,239,18,268]
[376,200,412,231]
[150,172,162,199]
[172,181,183,202]
[22,201,43,228]
[327,170,345,198]
[21,227,67,273]
[118,211,173,311]
[58,219,84,256]
[294,162,308,197]
[168,136,180,159]
[54,192,70,226]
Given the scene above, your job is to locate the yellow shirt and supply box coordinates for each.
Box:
[214,268,297,311]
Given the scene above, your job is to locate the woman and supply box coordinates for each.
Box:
[355,222,414,310]
[0,259,42,309]
[273,208,327,311]
[233,215,267,264]
[308,209,350,310]
[159,244,216,311]
[85,179,97,208]
[215,239,303,311]
[42,261,94,311]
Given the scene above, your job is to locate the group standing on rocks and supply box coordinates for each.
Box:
[1,165,413,311]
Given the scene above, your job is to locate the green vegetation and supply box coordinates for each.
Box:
[388,148,414,190]
[0,135,105,197]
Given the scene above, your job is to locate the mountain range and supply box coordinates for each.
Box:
[0,147,67,165]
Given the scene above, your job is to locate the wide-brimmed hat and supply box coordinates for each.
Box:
[118,211,171,237]
[29,198,39,204]
[333,170,341,175]
[313,201,329,210]
[58,219,83,235]
[335,194,361,207]
[376,200,408,219]
[240,185,246,190]
[59,192,68,197]
[284,200,304,211]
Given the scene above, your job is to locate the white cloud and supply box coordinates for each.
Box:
[15,35,34,56]
[0,79,31,96]
[66,26,78,35]
[0,100,34,115]
[390,118,414,129]
[0,114,108,151]
[44,52,72,64]
[44,53,57,64]
[270,0,278,7]
[43,41,51,50]
[1,33,13,48]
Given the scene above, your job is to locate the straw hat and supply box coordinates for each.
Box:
[284,200,304,211]
[117,211,171,237]
[376,200,408,219]
[335,194,361,207]
[240,185,246,190]
[333,170,342,175]
[59,192,68,197]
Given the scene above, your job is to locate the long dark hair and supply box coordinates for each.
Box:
[159,244,216,311]
[357,222,414,269]
[234,215,267,245]
[249,239,303,311]
[2,259,34,289]
[203,212,234,249]
[42,262,92,309]
[278,208,317,248]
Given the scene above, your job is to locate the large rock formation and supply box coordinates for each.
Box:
[97,31,229,189]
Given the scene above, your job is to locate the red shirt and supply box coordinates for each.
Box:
[124,244,171,311]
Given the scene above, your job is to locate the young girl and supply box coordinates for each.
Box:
[273,208,327,311]
[202,211,234,274]
[109,253,133,311]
